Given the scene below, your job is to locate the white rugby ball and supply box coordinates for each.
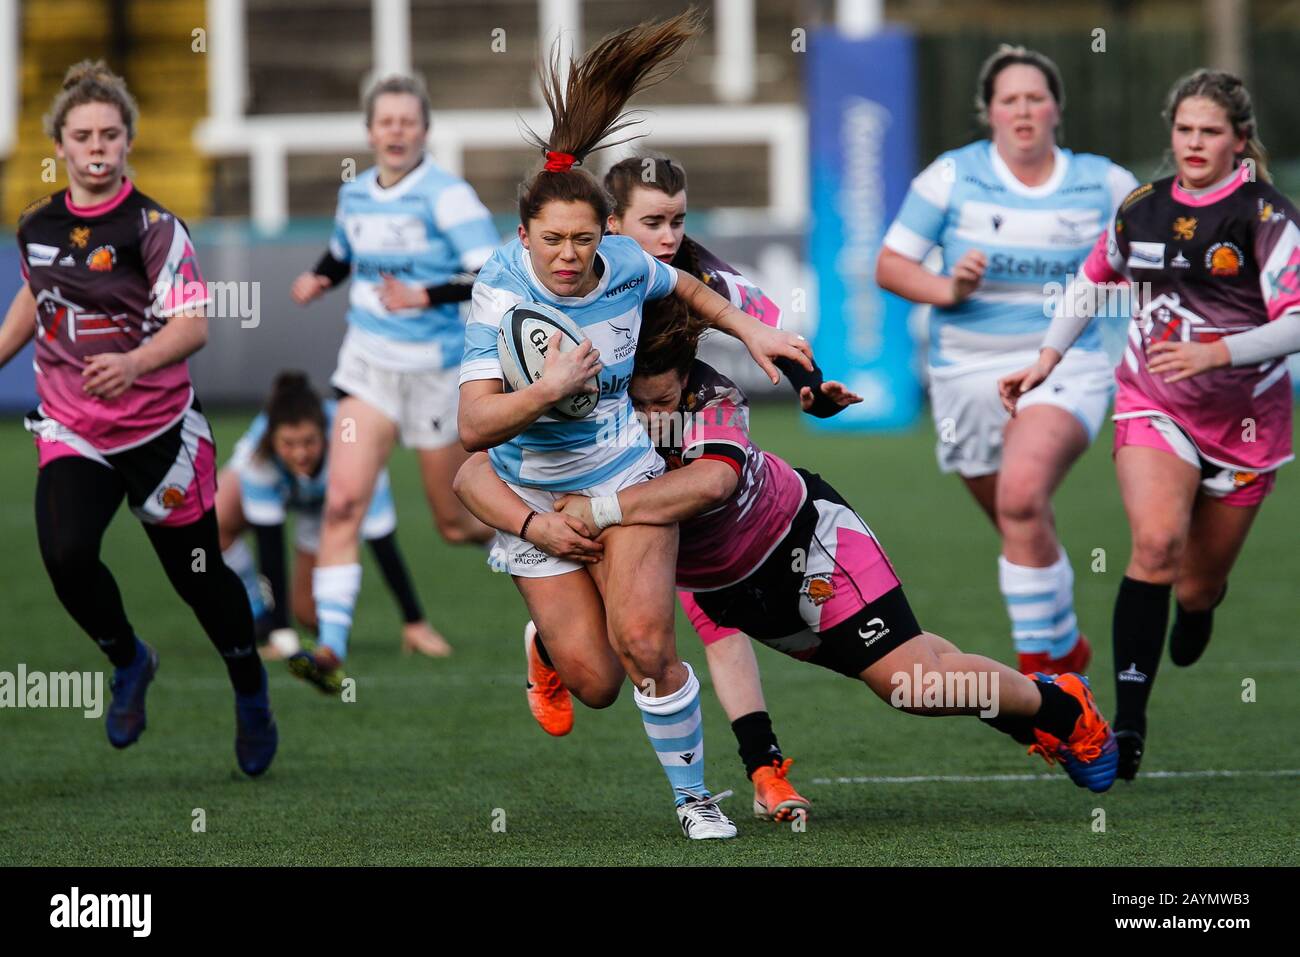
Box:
[497,302,599,420]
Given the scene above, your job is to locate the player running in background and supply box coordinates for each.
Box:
[457,11,813,839]
[216,372,446,688]
[289,73,500,683]
[877,46,1138,675]
[0,61,276,775]
[1000,69,1300,780]
[456,295,1123,799]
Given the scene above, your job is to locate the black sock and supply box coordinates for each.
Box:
[731,710,783,778]
[1168,583,1226,667]
[981,712,1037,745]
[1113,576,1172,734]
[1029,680,1085,741]
[533,631,554,668]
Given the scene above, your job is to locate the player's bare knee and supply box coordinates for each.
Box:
[323,491,366,528]
[1131,531,1185,577]
[621,636,675,686]
[996,476,1048,526]
[572,680,620,709]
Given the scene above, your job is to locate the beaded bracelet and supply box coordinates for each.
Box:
[519,510,539,541]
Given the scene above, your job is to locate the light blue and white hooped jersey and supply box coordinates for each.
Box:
[460,233,678,491]
[883,141,1137,371]
[328,153,502,372]
[232,400,396,533]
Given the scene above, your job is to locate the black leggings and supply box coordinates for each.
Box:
[35,456,263,695]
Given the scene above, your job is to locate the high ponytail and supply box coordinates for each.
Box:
[256,371,326,461]
[517,9,702,226]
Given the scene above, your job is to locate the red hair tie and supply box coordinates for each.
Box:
[544,151,576,172]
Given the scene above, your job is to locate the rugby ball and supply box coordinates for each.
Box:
[497,302,599,420]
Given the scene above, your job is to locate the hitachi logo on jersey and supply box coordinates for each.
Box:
[1127,242,1165,269]
[988,253,1078,278]
[605,275,645,297]
[26,243,60,267]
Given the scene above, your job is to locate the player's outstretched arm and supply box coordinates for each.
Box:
[671,270,812,384]
[0,284,36,369]
[556,458,738,532]
[451,452,602,563]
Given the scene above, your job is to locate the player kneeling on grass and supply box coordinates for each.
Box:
[215,371,449,695]
[456,297,1123,796]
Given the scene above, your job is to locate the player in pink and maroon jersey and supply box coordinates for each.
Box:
[1000,70,1300,780]
[0,61,276,775]
[457,295,1126,797]
[594,156,859,819]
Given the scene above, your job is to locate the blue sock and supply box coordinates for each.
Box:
[223,539,266,619]
[313,563,361,659]
[635,662,707,806]
[999,549,1080,659]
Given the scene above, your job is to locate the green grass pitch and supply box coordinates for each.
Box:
[1,405,1296,866]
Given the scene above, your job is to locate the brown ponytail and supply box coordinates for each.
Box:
[517,9,702,226]
[1163,68,1269,184]
[256,371,326,461]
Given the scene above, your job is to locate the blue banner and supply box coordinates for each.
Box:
[806,27,920,431]
[0,246,36,412]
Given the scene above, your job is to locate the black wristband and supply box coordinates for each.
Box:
[424,271,479,305]
[775,354,843,419]
[313,250,350,285]
[519,510,539,541]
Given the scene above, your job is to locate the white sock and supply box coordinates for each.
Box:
[634,662,706,806]
[313,563,362,659]
[999,549,1079,659]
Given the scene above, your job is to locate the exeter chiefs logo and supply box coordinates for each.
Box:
[87,245,116,272]
[801,575,834,606]
[1205,242,1244,277]
[158,485,186,509]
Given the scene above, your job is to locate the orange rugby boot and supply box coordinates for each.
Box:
[524,620,573,736]
[1026,672,1119,793]
[751,757,811,821]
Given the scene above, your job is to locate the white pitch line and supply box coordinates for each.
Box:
[811,769,1300,785]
